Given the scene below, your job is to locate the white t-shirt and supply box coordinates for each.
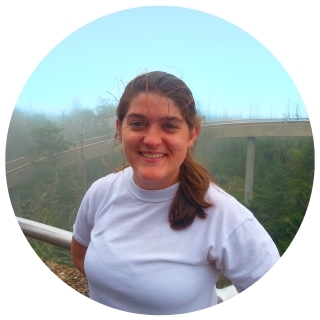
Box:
[73,167,280,315]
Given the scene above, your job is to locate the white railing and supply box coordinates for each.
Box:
[17,217,72,250]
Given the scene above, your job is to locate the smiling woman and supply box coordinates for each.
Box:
[71,71,280,315]
[115,71,212,228]
[116,92,198,190]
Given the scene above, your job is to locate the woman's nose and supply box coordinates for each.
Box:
[143,126,162,146]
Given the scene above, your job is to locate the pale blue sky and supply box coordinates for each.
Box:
[16,6,306,119]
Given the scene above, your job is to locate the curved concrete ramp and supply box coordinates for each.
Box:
[6,120,312,189]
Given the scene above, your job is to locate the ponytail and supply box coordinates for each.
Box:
[169,150,214,230]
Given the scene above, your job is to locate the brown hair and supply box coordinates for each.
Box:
[116,71,214,229]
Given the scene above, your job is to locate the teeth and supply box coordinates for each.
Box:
[141,153,165,159]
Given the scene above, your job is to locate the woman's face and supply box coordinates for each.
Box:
[116,92,199,190]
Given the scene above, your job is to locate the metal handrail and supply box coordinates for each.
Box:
[17,217,72,250]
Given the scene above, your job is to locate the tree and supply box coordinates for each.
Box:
[26,120,72,158]
[94,98,117,139]
[6,108,30,161]
[248,137,314,255]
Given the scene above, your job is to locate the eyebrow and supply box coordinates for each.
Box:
[126,113,184,123]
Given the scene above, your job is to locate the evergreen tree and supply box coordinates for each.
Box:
[27,120,72,158]
[248,137,314,255]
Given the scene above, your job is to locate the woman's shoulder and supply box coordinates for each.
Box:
[87,167,131,195]
[206,183,239,204]
[205,182,254,222]
[203,184,276,257]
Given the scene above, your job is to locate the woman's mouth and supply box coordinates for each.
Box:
[140,153,166,159]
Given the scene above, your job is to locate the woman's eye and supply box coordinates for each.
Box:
[130,121,145,129]
[164,123,178,131]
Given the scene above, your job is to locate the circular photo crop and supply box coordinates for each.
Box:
[4,5,314,317]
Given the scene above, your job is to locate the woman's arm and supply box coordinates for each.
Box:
[71,236,88,276]
[217,217,280,292]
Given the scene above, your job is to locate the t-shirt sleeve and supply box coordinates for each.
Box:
[214,217,280,293]
[72,186,96,247]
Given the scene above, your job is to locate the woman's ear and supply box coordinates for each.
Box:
[187,126,199,149]
[116,119,122,142]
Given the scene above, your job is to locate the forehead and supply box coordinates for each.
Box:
[126,92,184,119]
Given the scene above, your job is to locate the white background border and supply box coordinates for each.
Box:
[1,1,319,318]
